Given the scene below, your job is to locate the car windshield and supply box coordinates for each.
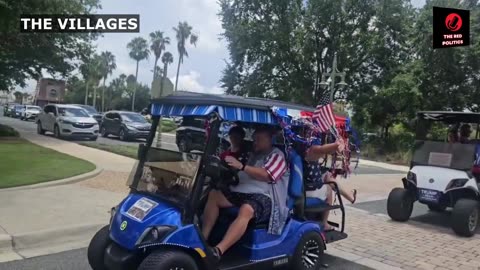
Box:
[78,105,97,114]
[15,105,23,110]
[26,106,41,111]
[121,113,147,123]
[130,147,202,206]
[58,107,89,117]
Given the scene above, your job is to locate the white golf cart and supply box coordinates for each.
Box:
[387,111,480,237]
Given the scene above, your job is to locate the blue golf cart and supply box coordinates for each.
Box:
[87,91,348,270]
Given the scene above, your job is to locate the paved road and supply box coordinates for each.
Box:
[350,198,480,235]
[0,248,373,270]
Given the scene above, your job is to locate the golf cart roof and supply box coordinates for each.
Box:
[417,111,480,123]
[151,91,315,125]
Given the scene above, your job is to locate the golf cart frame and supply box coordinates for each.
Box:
[388,111,480,237]
[88,91,348,270]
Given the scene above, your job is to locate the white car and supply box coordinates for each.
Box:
[36,104,99,140]
[387,111,480,237]
[20,105,42,121]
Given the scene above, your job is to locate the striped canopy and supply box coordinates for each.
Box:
[151,103,305,125]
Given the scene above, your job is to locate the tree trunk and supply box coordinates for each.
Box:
[132,60,139,111]
[93,83,97,109]
[156,64,168,148]
[102,77,106,112]
[84,81,89,105]
[152,57,159,83]
[174,55,182,92]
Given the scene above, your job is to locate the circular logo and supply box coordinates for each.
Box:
[429,178,435,183]
[120,221,127,231]
[445,13,462,31]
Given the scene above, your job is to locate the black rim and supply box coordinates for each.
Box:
[101,127,106,135]
[55,126,59,137]
[469,209,478,232]
[179,139,187,152]
[120,130,125,140]
[301,239,321,268]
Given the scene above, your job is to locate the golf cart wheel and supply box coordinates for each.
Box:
[87,225,111,270]
[428,204,446,212]
[138,250,199,270]
[119,129,128,141]
[387,188,414,222]
[100,126,109,137]
[452,199,479,237]
[37,122,45,135]
[291,231,324,270]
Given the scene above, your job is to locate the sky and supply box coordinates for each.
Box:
[18,0,426,94]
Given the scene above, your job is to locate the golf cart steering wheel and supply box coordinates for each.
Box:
[205,155,240,189]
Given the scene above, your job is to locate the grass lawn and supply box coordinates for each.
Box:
[0,139,96,188]
[79,142,138,159]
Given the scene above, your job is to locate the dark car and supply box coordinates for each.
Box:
[100,111,151,141]
[73,104,103,124]
[4,103,19,117]
[12,105,25,118]
[175,116,208,152]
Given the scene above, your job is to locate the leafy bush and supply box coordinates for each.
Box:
[0,124,19,137]
[160,119,177,133]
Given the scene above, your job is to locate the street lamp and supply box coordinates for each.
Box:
[317,52,348,102]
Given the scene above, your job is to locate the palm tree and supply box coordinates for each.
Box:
[149,31,170,84]
[127,37,150,111]
[156,51,174,148]
[100,51,116,112]
[173,22,198,92]
[80,55,103,107]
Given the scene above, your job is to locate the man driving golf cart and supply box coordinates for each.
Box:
[387,111,480,237]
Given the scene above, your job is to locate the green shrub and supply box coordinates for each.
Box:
[0,124,19,137]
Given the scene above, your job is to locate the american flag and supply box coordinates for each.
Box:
[313,95,336,133]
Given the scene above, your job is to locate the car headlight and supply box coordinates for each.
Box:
[446,178,469,190]
[135,226,176,246]
[125,125,137,130]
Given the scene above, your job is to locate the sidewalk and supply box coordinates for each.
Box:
[0,130,135,262]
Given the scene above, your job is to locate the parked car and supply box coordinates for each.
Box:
[100,111,151,141]
[36,104,99,140]
[20,105,42,121]
[4,103,18,117]
[175,116,207,152]
[73,104,103,124]
[11,105,25,118]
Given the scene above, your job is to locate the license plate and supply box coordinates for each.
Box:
[418,189,442,203]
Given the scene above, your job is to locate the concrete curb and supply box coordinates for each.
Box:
[0,234,12,252]
[0,167,103,192]
[12,223,105,252]
[327,247,402,270]
[359,159,409,172]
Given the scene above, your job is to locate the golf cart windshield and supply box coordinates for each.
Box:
[413,111,480,170]
[132,146,202,206]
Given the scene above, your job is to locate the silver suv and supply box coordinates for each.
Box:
[36,104,99,140]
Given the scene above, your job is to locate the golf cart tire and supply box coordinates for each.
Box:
[291,231,325,270]
[387,188,414,222]
[87,225,111,270]
[451,199,479,237]
[138,250,199,270]
[428,204,446,212]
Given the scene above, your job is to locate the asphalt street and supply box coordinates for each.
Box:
[0,248,373,270]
